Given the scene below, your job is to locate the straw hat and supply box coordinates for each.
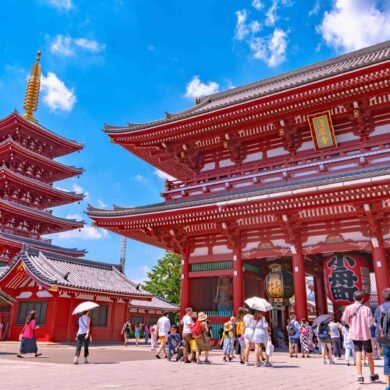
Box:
[198,312,208,322]
[224,322,233,332]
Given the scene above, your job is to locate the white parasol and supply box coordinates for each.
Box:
[72,301,99,315]
[245,297,273,312]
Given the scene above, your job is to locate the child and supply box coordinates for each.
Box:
[167,325,182,361]
[150,324,158,351]
[222,321,234,362]
[342,323,355,366]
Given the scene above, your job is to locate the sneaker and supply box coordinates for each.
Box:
[197,360,203,365]
[73,357,79,365]
[265,362,272,367]
[323,360,327,365]
[84,358,89,364]
[357,376,364,384]
[328,359,335,365]
[245,362,250,366]
[35,353,42,358]
[155,355,161,359]
[370,374,379,383]
[17,354,24,358]
[204,359,211,365]
[240,360,245,365]
[255,362,263,367]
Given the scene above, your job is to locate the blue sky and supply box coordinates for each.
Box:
[1,0,389,282]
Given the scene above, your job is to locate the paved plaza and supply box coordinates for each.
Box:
[0,342,387,390]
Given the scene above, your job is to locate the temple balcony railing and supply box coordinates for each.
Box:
[162,136,390,201]
[0,227,52,244]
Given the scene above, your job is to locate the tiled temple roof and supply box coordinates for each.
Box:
[105,40,390,134]
[87,164,390,217]
[0,266,10,279]
[130,295,179,311]
[1,248,152,297]
[0,231,86,256]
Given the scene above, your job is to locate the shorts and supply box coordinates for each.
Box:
[159,336,167,343]
[383,345,390,376]
[195,336,210,352]
[289,337,299,345]
[319,338,331,344]
[353,340,373,353]
[183,333,193,354]
[244,330,254,344]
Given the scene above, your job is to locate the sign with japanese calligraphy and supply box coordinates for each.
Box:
[308,111,337,150]
[324,253,371,305]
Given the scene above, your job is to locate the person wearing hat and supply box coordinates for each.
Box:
[192,312,211,364]
[222,319,235,362]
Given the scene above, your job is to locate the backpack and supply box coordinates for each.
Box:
[287,322,296,336]
[318,323,330,341]
[377,309,390,346]
[191,321,202,339]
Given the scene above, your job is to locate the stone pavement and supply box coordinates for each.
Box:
[0,343,387,390]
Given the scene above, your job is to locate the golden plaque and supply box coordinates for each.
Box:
[307,111,337,150]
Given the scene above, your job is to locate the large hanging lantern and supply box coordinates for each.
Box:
[324,253,371,305]
[265,264,294,305]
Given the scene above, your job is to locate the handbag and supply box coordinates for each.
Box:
[19,325,26,341]
[266,339,274,356]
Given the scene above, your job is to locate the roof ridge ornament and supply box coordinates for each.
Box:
[23,51,42,123]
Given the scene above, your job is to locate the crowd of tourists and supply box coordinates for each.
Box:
[14,288,390,389]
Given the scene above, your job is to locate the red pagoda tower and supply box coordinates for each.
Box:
[88,41,390,330]
[0,52,85,265]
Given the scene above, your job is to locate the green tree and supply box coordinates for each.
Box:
[142,251,181,304]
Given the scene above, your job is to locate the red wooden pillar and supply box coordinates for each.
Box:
[371,236,389,304]
[109,298,117,341]
[66,295,75,341]
[314,272,327,315]
[49,293,59,342]
[180,246,190,318]
[291,237,307,321]
[233,234,243,314]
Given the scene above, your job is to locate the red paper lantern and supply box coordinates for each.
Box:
[324,253,371,305]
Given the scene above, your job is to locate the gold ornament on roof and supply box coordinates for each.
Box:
[23,51,42,123]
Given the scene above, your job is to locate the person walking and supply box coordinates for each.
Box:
[317,320,335,364]
[329,318,342,359]
[287,314,300,358]
[299,319,311,358]
[144,323,150,344]
[121,319,132,346]
[17,310,42,359]
[253,311,272,367]
[134,321,141,346]
[150,324,158,351]
[235,307,246,364]
[222,321,234,362]
[342,323,355,366]
[155,312,171,359]
[74,310,91,364]
[244,310,255,366]
[181,307,194,363]
[192,312,211,364]
[375,288,390,390]
[342,290,379,384]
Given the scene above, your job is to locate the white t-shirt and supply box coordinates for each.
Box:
[78,315,89,335]
[329,322,340,339]
[157,316,171,337]
[182,314,194,335]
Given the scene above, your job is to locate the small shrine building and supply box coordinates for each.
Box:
[88,41,390,334]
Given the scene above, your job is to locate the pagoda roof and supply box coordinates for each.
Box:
[130,295,179,311]
[0,137,83,181]
[0,247,152,298]
[0,231,86,257]
[105,40,390,134]
[0,112,83,157]
[0,198,85,230]
[87,164,390,218]
[0,166,84,206]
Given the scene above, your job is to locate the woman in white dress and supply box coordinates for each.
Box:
[253,311,272,367]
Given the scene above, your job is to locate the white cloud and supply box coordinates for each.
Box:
[235,10,250,40]
[97,199,108,208]
[74,38,106,53]
[265,0,278,26]
[249,28,288,67]
[250,20,261,33]
[184,76,219,99]
[251,0,264,10]
[132,265,152,284]
[134,174,149,185]
[153,169,176,181]
[50,35,73,56]
[308,0,320,17]
[44,0,72,10]
[41,72,76,112]
[49,35,105,57]
[318,0,390,52]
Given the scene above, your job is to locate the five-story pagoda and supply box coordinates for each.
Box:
[0,52,85,265]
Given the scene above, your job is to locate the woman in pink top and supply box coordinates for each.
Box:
[17,310,42,358]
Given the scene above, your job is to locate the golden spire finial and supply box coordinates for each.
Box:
[23,51,42,123]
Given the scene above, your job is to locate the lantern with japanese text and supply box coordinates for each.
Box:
[324,253,371,305]
[265,264,294,306]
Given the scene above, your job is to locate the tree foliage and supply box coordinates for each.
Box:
[142,251,181,304]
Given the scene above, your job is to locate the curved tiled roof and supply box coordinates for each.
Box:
[87,164,390,218]
[130,295,179,311]
[13,249,152,297]
[105,40,390,134]
[0,266,10,279]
